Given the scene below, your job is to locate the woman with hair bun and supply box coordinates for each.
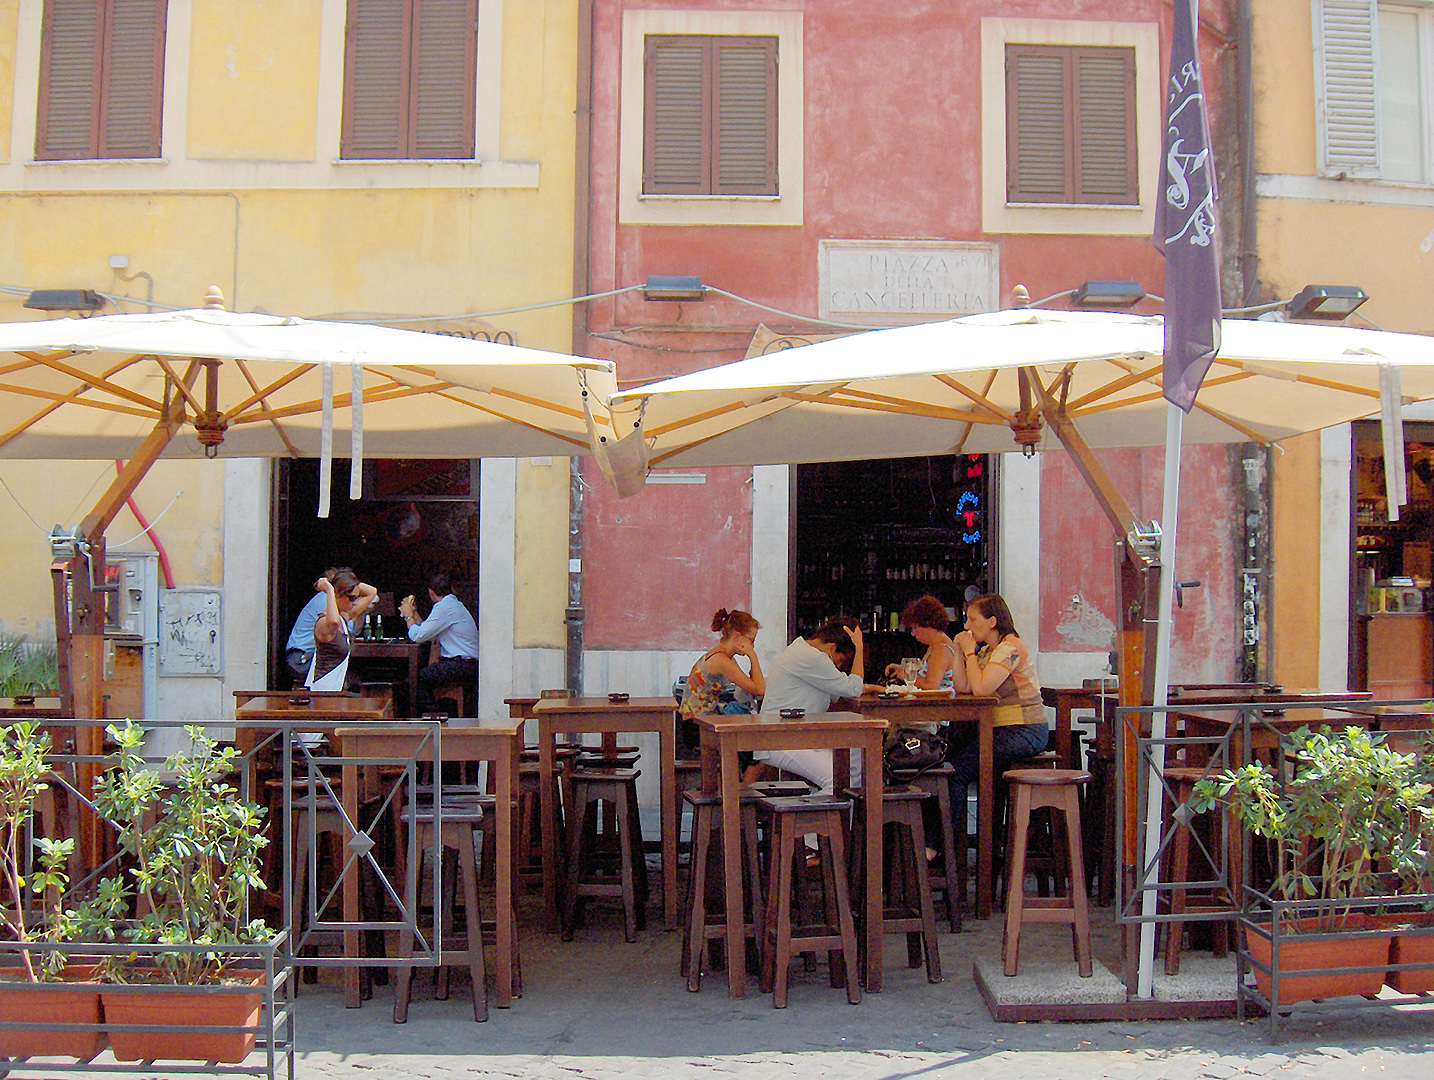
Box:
[680,608,765,724]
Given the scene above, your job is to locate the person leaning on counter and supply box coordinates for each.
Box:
[399,572,479,715]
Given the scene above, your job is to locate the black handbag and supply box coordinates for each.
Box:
[882,725,948,783]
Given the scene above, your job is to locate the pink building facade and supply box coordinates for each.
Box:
[573,1,1249,693]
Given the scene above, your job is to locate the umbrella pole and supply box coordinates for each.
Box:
[52,385,192,867]
[1027,369,1161,989]
[1135,403,1183,998]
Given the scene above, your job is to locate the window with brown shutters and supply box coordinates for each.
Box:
[643,35,777,195]
[36,0,166,161]
[1005,44,1137,205]
[342,0,477,160]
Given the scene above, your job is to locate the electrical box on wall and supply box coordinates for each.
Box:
[102,552,159,720]
[104,552,159,643]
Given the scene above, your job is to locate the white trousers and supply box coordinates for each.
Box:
[758,748,862,794]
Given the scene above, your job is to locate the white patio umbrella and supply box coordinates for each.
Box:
[0,294,617,463]
[0,290,618,736]
[604,308,1434,470]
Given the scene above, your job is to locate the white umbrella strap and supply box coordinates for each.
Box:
[1379,361,1406,521]
[319,360,333,518]
[350,363,364,500]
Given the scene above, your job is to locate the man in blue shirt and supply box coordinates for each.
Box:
[399,572,479,715]
[284,567,339,686]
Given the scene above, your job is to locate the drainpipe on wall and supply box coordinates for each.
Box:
[1237,0,1258,305]
[567,0,597,695]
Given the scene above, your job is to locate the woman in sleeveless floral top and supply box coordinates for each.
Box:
[678,609,766,755]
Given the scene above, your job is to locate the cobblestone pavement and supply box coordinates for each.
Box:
[285,912,1434,1080]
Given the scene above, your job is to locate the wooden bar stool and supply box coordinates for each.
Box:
[757,794,860,1009]
[909,762,962,931]
[561,767,648,941]
[393,798,488,1022]
[1001,768,1093,978]
[680,789,764,991]
[1161,765,1230,975]
[845,785,942,983]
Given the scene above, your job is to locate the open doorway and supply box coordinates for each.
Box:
[792,454,998,677]
[269,459,479,694]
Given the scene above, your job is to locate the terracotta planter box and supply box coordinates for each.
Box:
[103,975,263,1063]
[0,965,104,1060]
[1245,916,1391,1006]
[1373,913,1434,994]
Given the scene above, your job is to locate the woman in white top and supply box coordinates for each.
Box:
[306,568,377,692]
[758,618,882,792]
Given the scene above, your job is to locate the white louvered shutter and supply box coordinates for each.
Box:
[1314,0,1381,177]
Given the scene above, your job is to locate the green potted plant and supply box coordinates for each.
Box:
[0,720,104,1059]
[0,639,58,699]
[89,721,275,1063]
[1192,724,1434,1005]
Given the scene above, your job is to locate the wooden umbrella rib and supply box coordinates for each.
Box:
[25,353,165,413]
[384,366,589,421]
[952,369,1001,454]
[645,397,774,439]
[220,363,315,423]
[932,373,1018,423]
[153,356,210,415]
[430,390,589,449]
[1063,362,1165,411]
[0,354,155,449]
[0,381,156,419]
[1191,399,1271,444]
[1072,371,1254,415]
[232,358,300,457]
[232,381,450,423]
[786,389,992,425]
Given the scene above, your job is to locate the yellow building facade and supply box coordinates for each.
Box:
[0,0,578,718]
[1256,0,1434,689]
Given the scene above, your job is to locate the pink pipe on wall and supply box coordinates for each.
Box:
[114,460,176,589]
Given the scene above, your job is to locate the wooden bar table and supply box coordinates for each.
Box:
[1040,685,1118,770]
[533,696,679,931]
[348,639,423,716]
[334,717,524,1008]
[697,711,887,997]
[852,691,1002,919]
[233,691,393,1008]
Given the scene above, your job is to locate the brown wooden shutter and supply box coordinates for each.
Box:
[1007,44,1137,205]
[1006,45,1072,202]
[714,37,777,195]
[1073,46,1136,204]
[409,0,476,158]
[36,0,104,160]
[644,36,708,193]
[99,0,166,158]
[343,0,411,158]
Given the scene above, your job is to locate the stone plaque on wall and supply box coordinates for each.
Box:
[818,239,998,325]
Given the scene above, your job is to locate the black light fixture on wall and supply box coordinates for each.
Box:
[24,289,104,313]
[1070,280,1147,309]
[641,275,706,302]
[1284,284,1368,321]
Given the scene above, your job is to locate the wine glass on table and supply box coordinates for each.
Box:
[900,656,922,689]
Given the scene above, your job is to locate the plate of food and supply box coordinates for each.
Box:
[909,687,956,697]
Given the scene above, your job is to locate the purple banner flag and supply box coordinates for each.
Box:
[1154,0,1222,412]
